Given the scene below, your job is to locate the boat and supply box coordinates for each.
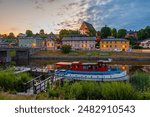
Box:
[55,59,129,82]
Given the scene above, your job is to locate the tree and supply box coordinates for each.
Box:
[40,29,47,38]
[59,29,80,39]
[8,32,15,39]
[137,29,146,39]
[111,28,117,38]
[101,25,111,38]
[61,44,72,54]
[118,29,127,38]
[144,26,150,38]
[126,36,134,47]
[26,30,33,37]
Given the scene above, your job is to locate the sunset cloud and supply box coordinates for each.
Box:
[0,0,150,35]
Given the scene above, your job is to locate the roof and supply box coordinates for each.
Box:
[127,30,137,34]
[62,37,96,41]
[56,62,72,66]
[70,34,87,37]
[81,21,96,32]
[102,38,128,41]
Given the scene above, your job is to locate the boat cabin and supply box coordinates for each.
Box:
[56,60,111,72]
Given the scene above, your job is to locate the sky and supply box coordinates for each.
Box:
[0,0,150,35]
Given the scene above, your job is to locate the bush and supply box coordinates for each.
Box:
[0,72,32,92]
[61,44,72,54]
[130,72,150,91]
[101,82,139,100]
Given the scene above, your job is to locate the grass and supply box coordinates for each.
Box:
[0,92,35,100]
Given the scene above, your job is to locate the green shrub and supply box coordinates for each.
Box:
[61,44,72,54]
[130,72,150,91]
[0,72,32,92]
[101,82,139,100]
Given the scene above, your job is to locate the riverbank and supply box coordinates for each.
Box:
[31,50,150,62]
[32,50,150,58]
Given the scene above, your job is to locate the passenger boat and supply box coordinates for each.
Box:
[55,59,129,81]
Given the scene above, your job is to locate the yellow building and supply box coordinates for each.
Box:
[100,38,130,51]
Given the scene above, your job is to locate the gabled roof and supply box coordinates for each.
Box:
[80,21,96,32]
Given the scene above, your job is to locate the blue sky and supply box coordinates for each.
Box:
[0,0,149,35]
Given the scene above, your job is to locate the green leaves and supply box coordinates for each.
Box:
[61,44,72,54]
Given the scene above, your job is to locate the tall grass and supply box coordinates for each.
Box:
[48,81,140,100]
[130,72,150,91]
[101,82,139,100]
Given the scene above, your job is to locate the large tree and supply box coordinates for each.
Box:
[111,28,117,38]
[118,29,127,38]
[101,26,111,38]
[39,29,47,38]
[26,30,33,37]
[8,32,15,39]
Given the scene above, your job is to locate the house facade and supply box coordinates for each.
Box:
[140,39,150,48]
[100,38,130,51]
[126,31,138,39]
[18,37,44,48]
[45,38,56,50]
[80,21,96,36]
[62,37,96,50]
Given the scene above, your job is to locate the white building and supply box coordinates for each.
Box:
[62,37,96,50]
[140,39,150,48]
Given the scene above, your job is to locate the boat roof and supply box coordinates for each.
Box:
[56,62,72,66]
[72,61,81,64]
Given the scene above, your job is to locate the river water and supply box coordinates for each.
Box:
[27,60,150,75]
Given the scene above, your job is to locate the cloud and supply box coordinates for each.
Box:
[26,0,150,32]
[32,0,56,10]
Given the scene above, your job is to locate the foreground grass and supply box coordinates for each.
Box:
[0,92,35,100]
[0,72,150,100]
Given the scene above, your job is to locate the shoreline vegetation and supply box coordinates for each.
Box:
[0,71,150,100]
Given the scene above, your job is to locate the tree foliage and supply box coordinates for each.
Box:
[111,28,117,38]
[118,29,127,38]
[8,32,15,39]
[26,30,33,37]
[137,26,150,39]
[101,26,111,38]
[39,29,47,38]
[59,29,80,39]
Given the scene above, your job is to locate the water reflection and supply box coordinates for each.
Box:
[28,60,150,74]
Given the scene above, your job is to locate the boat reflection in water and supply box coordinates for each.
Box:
[55,59,129,82]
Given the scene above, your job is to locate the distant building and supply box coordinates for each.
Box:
[100,38,130,51]
[18,37,44,48]
[80,21,96,36]
[140,39,150,48]
[45,33,57,50]
[126,31,138,39]
[62,37,96,50]
[17,33,27,38]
